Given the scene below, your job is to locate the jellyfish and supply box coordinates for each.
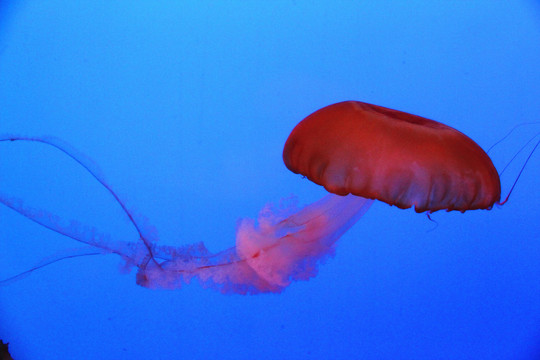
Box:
[0,101,503,294]
[236,100,501,292]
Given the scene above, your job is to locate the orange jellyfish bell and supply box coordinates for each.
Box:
[283,101,501,213]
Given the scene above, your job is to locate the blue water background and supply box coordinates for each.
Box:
[1,1,540,359]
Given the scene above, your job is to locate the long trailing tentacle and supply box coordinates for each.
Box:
[0,249,104,286]
[498,137,540,205]
[487,121,540,154]
[484,123,540,206]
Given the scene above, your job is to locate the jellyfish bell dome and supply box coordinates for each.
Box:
[283,101,501,213]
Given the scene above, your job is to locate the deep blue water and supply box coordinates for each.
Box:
[1,1,540,359]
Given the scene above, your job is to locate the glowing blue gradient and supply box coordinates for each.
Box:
[1,2,539,359]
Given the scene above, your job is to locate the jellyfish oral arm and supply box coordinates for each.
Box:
[0,136,159,265]
[0,192,114,251]
[235,194,373,291]
[0,190,150,278]
[137,194,373,294]
[0,191,135,285]
[1,135,374,294]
